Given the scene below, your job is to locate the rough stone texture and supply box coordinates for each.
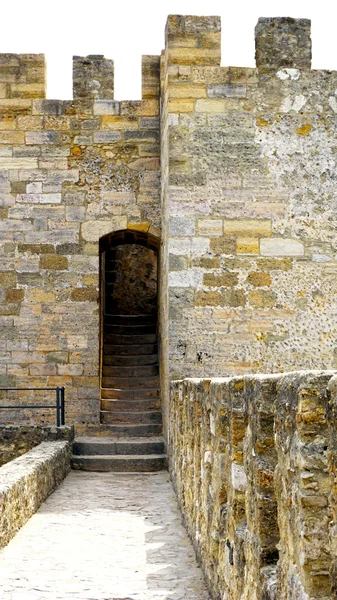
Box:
[0,424,74,466]
[1,16,337,437]
[105,244,157,314]
[0,440,71,549]
[170,372,337,600]
[162,16,337,388]
[0,53,161,425]
[0,471,210,600]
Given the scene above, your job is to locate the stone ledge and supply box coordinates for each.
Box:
[0,440,72,549]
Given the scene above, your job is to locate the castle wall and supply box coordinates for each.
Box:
[163,16,337,380]
[1,15,337,428]
[170,372,337,599]
[0,54,161,424]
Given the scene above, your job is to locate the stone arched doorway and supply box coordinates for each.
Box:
[99,230,161,431]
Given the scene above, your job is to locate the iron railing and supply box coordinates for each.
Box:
[0,387,65,427]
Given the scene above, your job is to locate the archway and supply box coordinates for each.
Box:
[99,230,161,430]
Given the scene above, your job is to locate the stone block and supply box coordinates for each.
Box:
[71,287,98,302]
[195,291,221,306]
[197,219,222,236]
[223,220,272,237]
[236,237,259,255]
[260,238,304,256]
[81,218,127,242]
[207,84,247,98]
[203,272,238,287]
[39,255,68,270]
[169,217,195,236]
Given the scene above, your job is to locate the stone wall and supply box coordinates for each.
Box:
[0,439,72,548]
[170,372,337,599]
[2,16,337,427]
[0,424,74,466]
[0,53,160,424]
[163,16,337,380]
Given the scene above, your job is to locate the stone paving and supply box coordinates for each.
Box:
[0,471,210,600]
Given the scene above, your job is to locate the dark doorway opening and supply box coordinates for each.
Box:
[99,230,161,433]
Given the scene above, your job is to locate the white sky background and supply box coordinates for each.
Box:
[1,0,336,100]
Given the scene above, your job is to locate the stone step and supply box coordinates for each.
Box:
[102,375,159,389]
[103,314,157,326]
[101,387,159,399]
[100,409,162,424]
[104,333,157,345]
[72,436,165,456]
[71,454,167,472]
[103,353,158,366]
[104,343,157,356]
[101,397,160,411]
[102,364,159,377]
[75,422,162,438]
[104,324,157,335]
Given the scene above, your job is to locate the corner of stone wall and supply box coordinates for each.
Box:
[255,17,312,75]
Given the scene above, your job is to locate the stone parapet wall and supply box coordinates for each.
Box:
[0,439,72,548]
[170,371,337,599]
[0,424,74,466]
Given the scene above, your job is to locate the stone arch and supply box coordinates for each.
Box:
[98,229,161,424]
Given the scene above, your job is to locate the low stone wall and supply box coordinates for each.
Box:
[0,439,72,548]
[0,424,74,466]
[170,371,337,600]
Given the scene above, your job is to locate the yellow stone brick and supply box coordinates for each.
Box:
[224,220,272,237]
[168,85,207,99]
[10,83,45,99]
[82,274,99,286]
[195,290,222,306]
[140,99,160,116]
[0,131,25,144]
[236,237,259,255]
[195,99,225,113]
[168,99,194,113]
[0,99,32,114]
[167,48,220,66]
[101,116,139,130]
[0,84,7,99]
[27,289,56,302]
[0,116,16,130]
[127,221,151,232]
[168,36,198,49]
[17,116,43,130]
[246,272,272,287]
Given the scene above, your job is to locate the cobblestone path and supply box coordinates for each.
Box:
[0,472,210,600]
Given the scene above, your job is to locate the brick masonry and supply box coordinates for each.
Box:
[0,16,337,436]
[170,372,337,600]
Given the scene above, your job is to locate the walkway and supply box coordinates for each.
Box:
[0,472,210,600]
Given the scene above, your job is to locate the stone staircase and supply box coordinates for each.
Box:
[71,437,166,472]
[71,312,167,472]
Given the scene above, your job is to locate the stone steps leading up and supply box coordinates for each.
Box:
[101,312,161,437]
[73,436,165,455]
[71,436,167,472]
[71,454,167,472]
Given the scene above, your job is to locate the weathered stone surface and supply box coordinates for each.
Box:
[0,440,72,549]
[170,372,337,600]
[0,425,74,466]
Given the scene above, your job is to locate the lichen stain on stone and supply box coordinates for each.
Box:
[296,124,312,136]
[256,116,271,127]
